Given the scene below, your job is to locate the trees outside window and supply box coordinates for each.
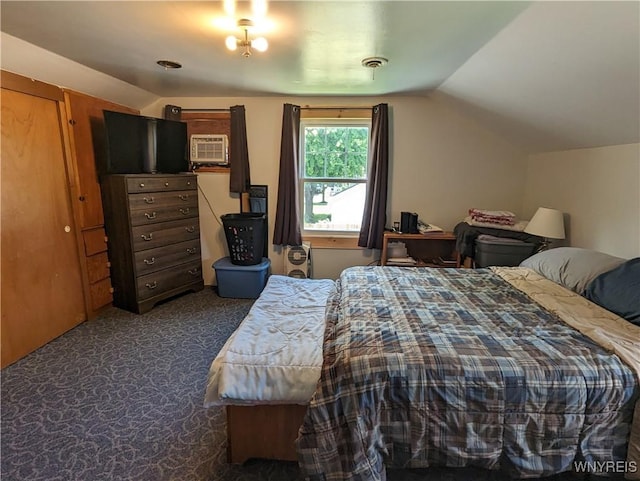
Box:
[300,121,370,233]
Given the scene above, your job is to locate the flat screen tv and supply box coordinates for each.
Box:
[102,110,189,175]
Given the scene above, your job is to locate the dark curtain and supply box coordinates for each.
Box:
[358,103,389,249]
[273,104,302,246]
[229,105,251,193]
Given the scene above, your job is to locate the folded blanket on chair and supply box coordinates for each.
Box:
[469,208,516,226]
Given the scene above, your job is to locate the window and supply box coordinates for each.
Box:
[300,119,370,233]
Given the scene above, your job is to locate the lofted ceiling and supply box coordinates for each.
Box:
[1,1,638,153]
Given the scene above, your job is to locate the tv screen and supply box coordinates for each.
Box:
[102,110,145,175]
[102,110,188,175]
[157,118,189,173]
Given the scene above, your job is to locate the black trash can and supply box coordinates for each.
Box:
[221,213,267,266]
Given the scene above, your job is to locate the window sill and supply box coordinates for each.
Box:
[192,166,230,174]
[302,235,363,250]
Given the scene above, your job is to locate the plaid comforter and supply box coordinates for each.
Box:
[296,267,638,480]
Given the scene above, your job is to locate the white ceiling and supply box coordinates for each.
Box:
[1,1,639,153]
[0,1,529,96]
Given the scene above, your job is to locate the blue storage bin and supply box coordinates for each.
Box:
[213,256,271,298]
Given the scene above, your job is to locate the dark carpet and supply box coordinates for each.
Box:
[1,289,586,481]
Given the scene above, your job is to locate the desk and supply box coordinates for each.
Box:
[381,231,458,267]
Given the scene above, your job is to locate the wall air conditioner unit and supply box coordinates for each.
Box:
[190,134,229,166]
[284,243,312,279]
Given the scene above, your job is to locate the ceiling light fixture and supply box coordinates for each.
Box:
[225,18,268,57]
[361,57,388,79]
[156,60,182,70]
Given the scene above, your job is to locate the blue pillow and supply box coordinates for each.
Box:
[584,258,640,325]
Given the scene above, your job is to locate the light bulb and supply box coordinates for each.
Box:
[225,35,238,51]
[252,37,268,52]
[252,0,267,18]
[223,0,235,16]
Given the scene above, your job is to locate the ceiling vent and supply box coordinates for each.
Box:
[361,57,388,79]
[361,57,388,69]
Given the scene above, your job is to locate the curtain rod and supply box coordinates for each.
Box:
[180,108,230,112]
[182,107,369,112]
[300,106,370,110]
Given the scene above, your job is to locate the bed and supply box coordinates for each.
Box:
[206,249,640,479]
[297,252,640,480]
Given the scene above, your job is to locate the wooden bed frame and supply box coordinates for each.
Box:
[226,404,308,463]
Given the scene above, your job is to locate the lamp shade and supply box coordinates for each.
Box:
[524,207,565,239]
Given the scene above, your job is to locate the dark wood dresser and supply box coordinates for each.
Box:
[101,173,204,313]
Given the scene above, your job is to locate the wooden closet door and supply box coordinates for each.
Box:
[64,91,138,229]
[1,88,86,367]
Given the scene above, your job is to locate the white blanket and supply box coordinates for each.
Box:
[204,275,335,406]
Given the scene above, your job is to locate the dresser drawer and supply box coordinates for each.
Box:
[86,251,111,283]
[90,277,113,311]
[126,175,197,194]
[136,261,202,300]
[134,239,201,276]
[128,190,198,213]
[83,227,108,256]
[132,218,200,251]
[130,201,198,226]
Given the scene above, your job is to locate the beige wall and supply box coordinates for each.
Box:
[144,95,528,281]
[523,143,640,259]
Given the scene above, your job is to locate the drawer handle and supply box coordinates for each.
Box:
[178,194,189,201]
[185,226,196,233]
[186,181,192,186]
[141,233,153,241]
[145,212,157,219]
[165,182,169,187]
[179,208,190,215]
[144,196,155,204]
[139,183,145,188]
[144,257,155,265]
[186,247,197,255]
[145,281,157,290]
[188,268,200,276]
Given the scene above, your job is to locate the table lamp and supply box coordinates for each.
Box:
[524,207,565,251]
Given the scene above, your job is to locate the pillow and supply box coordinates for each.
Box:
[584,258,640,325]
[519,247,626,294]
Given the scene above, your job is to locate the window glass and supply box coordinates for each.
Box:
[300,121,369,233]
